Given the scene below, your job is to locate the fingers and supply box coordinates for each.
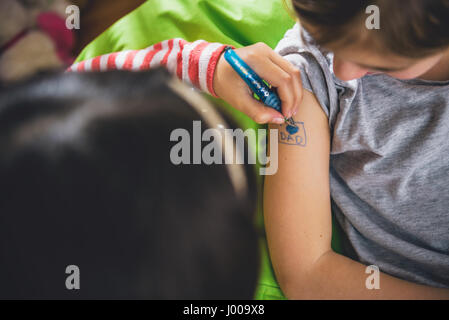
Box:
[268,51,303,117]
[242,43,303,119]
[260,62,297,118]
[237,89,285,124]
[246,58,296,118]
[214,43,304,125]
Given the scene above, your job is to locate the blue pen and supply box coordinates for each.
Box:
[223,46,298,134]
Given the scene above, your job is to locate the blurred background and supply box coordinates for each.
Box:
[0,0,145,83]
[71,0,144,54]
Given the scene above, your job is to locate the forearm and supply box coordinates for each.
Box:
[67,39,228,97]
[283,250,449,300]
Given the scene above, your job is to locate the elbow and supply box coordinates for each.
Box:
[278,274,315,300]
[275,264,317,299]
[276,250,334,300]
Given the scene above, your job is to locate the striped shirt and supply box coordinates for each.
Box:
[68,39,228,97]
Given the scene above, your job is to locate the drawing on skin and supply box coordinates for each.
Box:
[286,124,299,135]
[279,121,307,147]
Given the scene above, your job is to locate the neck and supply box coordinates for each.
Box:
[419,49,449,81]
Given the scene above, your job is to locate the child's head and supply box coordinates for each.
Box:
[0,69,259,299]
[289,0,449,80]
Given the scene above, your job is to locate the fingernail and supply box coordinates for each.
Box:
[293,108,298,116]
[272,118,285,124]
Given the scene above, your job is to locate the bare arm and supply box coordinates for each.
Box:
[264,90,449,299]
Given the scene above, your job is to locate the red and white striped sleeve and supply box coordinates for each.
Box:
[67,38,231,98]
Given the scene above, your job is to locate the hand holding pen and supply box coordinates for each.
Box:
[213,42,303,125]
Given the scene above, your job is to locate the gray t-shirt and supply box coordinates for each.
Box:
[275,23,449,288]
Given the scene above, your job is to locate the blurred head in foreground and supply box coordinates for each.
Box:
[0,69,259,299]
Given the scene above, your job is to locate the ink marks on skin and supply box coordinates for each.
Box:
[286,124,299,135]
[279,122,307,147]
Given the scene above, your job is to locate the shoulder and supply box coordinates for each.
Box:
[275,23,354,130]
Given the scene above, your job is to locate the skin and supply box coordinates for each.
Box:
[214,43,303,124]
[264,38,449,299]
[265,90,449,300]
[332,45,449,82]
[213,36,449,125]
[211,16,449,295]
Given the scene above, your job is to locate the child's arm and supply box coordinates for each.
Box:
[264,89,449,299]
[68,39,227,98]
[69,39,302,124]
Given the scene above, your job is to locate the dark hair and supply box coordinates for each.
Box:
[0,69,259,299]
[290,0,449,58]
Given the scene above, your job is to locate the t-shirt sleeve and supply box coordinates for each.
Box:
[274,23,340,129]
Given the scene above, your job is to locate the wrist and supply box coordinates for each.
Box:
[208,44,234,98]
